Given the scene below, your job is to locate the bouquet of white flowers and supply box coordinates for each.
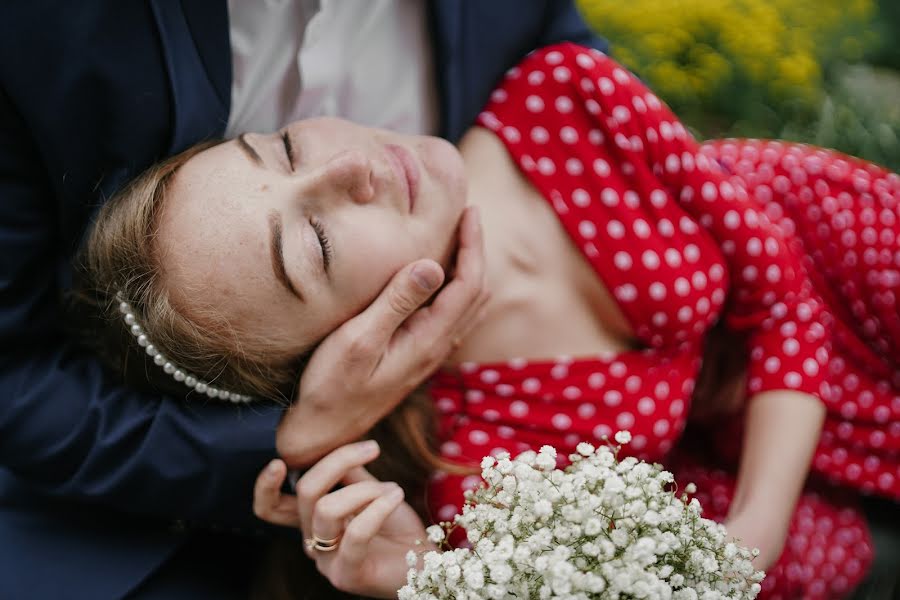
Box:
[399,432,764,600]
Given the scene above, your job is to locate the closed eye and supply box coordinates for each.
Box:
[282,131,295,171]
[310,217,332,274]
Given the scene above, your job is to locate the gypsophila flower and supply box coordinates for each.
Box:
[614,430,632,444]
[400,431,765,599]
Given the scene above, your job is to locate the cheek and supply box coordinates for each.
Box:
[337,225,419,310]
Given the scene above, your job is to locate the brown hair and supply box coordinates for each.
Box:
[75,142,465,599]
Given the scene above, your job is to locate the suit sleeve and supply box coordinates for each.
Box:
[538,0,609,54]
[0,89,281,529]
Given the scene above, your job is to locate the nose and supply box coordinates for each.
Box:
[312,149,376,204]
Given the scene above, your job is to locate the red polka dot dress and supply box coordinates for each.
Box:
[425,43,885,597]
[698,139,900,499]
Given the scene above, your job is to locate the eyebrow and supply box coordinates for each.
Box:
[268,212,304,302]
[237,134,263,166]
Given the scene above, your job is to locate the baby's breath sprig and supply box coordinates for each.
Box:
[400,432,764,599]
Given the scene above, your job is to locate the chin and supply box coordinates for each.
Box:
[422,137,467,201]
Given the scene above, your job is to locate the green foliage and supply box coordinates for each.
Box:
[577,0,899,169]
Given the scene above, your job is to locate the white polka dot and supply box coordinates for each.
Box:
[653,419,670,437]
[536,157,555,175]
[614,251,633,271]
[664,248,682,267]
[593,158,610,176]
[480,369,500,384]
[649,189,668,208]
[562,386,582,400]
[649,282,667,301]
[525,95,544,112]
[577,402,596,419]
[784,372,802,388]
[544,50,564,65]
[522,378,541,393]
[593,423,612,440]
[607,220,625,239]
[783,338,800,356]
[642,250,660,269]
[638,397,656,415]
[588,372,606,388]
[530,126,549,144]
[552,66,571,83]
[555,96,574,113]
[612,105,631,124]
[441,441,461,456]
[501,126,521,143]
[465,390,485,404]
[560,126,579,144]
[616,412,635,429]
[598,77,615,95]
[764,356,781,373]
[438,504,459,521]
[633,219,651,238]
[552,413,572,430]
[623,190,641,209]
[496,384,515,397]
[625,375,642,393]
[578,221,597,239]
[683,245,700,264]
[576,53,596,69]
[674,278,691,297]
[527,70,545,85]
[551,363,569,379]
[601,188,619,206]
[603,390,622,407]
[615,284,638,302]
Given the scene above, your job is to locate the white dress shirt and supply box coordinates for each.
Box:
[225,0,438,138]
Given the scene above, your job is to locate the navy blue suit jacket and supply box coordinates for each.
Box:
[0,1,606,598]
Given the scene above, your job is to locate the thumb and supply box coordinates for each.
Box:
[355,259,444,346]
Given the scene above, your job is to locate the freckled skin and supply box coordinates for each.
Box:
[156,117,467,353]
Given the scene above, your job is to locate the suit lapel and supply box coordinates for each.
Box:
[150,0,230,153]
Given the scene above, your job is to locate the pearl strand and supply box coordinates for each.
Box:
[116,293,253,404]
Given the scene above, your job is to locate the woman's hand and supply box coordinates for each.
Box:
[277,206,487,467]
[254,441,431,598]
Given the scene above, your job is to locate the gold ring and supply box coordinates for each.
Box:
[312,533,341,552]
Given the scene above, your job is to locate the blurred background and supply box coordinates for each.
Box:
[577,0,900,171]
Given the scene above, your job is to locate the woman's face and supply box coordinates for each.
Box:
[157,117,467,354]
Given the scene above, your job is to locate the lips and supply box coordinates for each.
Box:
[385,143,420,214]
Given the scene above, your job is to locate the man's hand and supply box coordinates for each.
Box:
[276,206,487,466]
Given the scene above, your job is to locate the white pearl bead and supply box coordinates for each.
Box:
[153,354,166,366]
[206,387,218,398]
[185,376,197,387]
[163,362,175,374]
[119,302,129,314]
[124,313,135,326]
[145,344,158,357]
[130,324,142,336]
[195,382,208,394]
[137,335,149,347]
[173,370,185,382]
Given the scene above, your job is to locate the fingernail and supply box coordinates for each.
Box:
[411,264,441,291]
[266,460,280,475]
[358,440,379,455]
[387,486,405,500]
